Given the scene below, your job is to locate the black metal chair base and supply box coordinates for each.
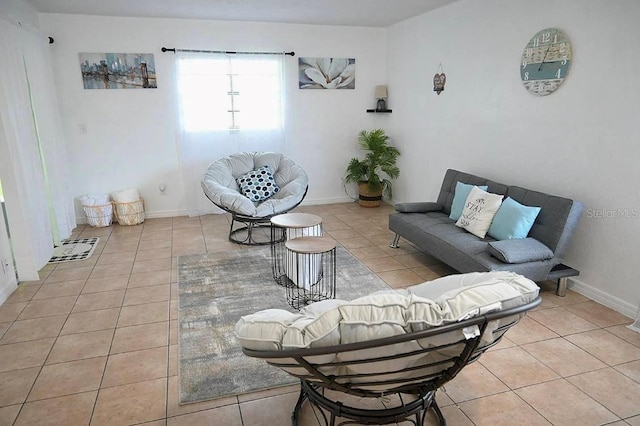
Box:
[292,381,446,426]
[204,186,309,246]
[229,216,282,246]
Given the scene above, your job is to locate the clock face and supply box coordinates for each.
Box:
[520,28,572,96]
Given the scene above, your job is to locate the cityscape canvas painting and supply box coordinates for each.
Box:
[299,57,355,89]
[79,52,157,89]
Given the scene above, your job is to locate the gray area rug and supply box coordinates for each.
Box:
[178,245,390,404]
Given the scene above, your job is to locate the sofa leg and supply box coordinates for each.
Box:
[390,234,400,248]
[556,277,567,297]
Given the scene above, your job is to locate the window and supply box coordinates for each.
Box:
[177,55,283,132]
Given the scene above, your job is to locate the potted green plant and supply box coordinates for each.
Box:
[345,128,400,207]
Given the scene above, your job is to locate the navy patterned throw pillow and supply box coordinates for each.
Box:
[237,165,280,202]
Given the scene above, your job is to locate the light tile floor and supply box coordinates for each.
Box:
[0,202,639,425]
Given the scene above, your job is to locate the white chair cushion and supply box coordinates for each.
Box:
[235,309,304,351]
[202,152,308,217]
[235,271,539,390]
[235,271,538,351]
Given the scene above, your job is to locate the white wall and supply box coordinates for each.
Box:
[386,0,640,316]
[0,0,31,299]
[38,14,388,218]
[0,0,39,29]
[0,198,18,304]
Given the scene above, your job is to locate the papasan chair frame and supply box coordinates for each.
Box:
[202,152,309,245]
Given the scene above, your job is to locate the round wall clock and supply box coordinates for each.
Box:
[520,28,572,96]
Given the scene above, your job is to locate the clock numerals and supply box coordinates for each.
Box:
[521,28,572,96]
[541,31,552,43]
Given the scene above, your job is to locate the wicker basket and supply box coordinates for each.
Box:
[83,203,114,227]
[357,182,383,208]
[114,198,145,226]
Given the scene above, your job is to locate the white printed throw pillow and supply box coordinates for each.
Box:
[455,186,504,238]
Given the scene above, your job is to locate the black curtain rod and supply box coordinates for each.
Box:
[161,47,294,56]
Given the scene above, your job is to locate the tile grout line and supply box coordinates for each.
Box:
[88,223,127,425]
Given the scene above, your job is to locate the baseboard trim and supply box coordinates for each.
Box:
[301,196,355,206]
[143,209,188,219]
[76,209,189,225]
[568,277,637,319]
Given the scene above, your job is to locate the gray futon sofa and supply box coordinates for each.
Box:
[389,169,583,295]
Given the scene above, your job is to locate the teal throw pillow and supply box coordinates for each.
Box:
[237,165,280,202]
[488,197,541,240]
[449,182,488,220]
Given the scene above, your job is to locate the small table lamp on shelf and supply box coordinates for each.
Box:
[375,85,387,111]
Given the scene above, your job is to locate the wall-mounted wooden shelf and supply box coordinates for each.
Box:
[366,109,392,113]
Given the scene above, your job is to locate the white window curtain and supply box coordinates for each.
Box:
[0,17,75,280]
[175,52,285,216]
[21,25,76,242]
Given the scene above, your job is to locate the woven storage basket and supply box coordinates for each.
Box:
[357,182,383,208]
[114,198,145,226]
[83,202,113,227]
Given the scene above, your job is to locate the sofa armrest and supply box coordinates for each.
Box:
[395,202,442,213]
[488,238,554,264]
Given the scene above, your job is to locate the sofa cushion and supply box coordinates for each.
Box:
[456,186,504,238]
[395,202,442,213]
[488,197,541,240]
[438,170,508,216]
[488,238,554,264]
[449,182,489,220]
[505,186,582,255]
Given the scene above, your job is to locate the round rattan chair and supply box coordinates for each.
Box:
[201,152,308,245]
[236,271,542,425]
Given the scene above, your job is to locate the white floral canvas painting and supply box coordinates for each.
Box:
[299,57,355,89]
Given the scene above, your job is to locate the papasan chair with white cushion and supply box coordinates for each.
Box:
[202,152,309,245]
[236,271,541,425]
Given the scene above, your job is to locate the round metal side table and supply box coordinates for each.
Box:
[270,213,323,287]
[284,236,336,310]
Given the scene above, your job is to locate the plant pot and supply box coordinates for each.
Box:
[358,182,383,208]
